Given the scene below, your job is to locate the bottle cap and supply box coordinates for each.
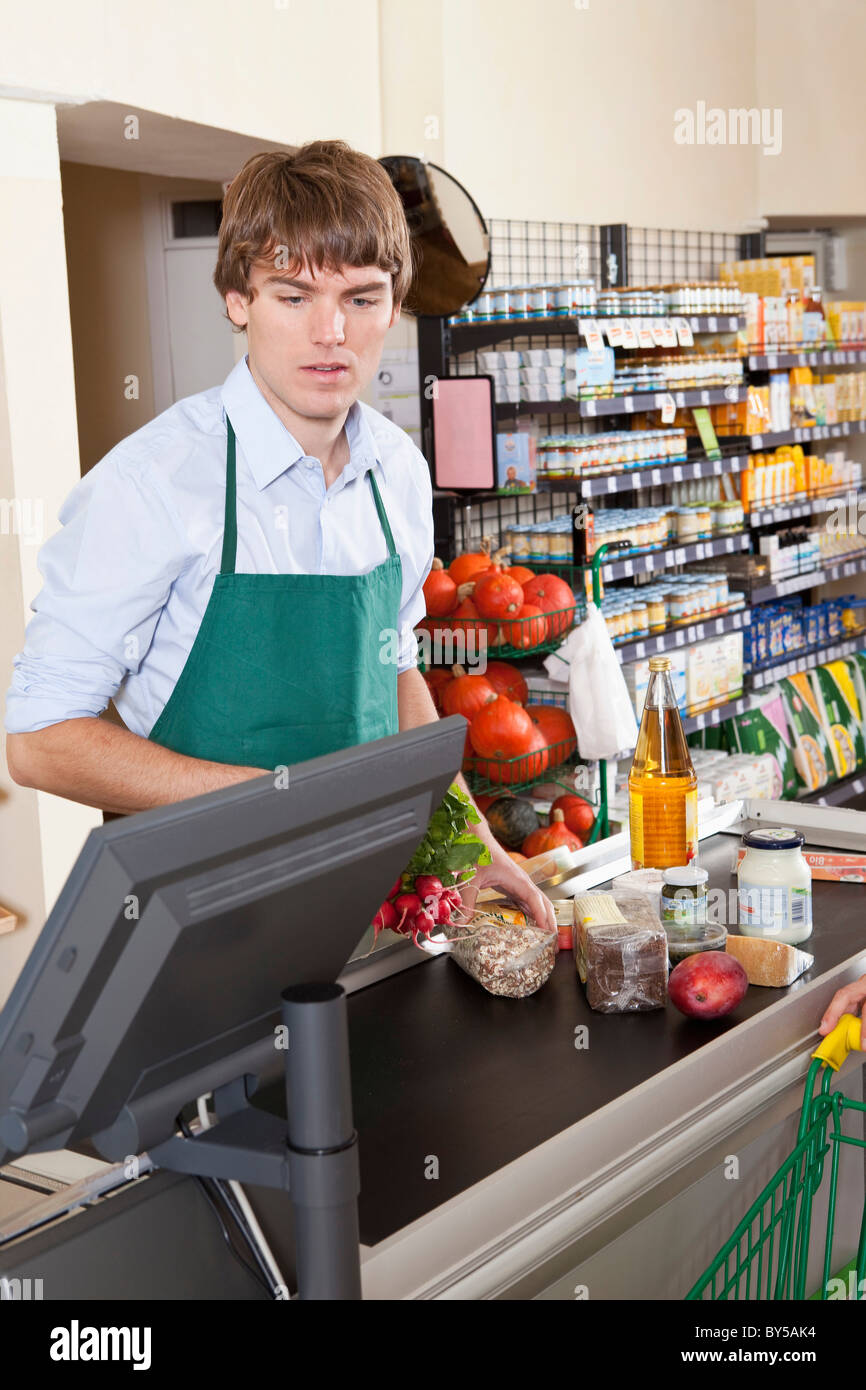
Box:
[742,826,805,851]
[648,656,672,672]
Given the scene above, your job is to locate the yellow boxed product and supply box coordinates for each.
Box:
[723,630,744,695]
[686,643,713,709]
[779,672,836,790]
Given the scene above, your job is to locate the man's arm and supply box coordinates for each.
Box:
[6,720,265,814]
[397,668,557,934]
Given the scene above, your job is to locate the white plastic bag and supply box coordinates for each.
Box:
[564,603,639,759]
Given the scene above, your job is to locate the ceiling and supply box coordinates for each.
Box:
[57,100,293,183]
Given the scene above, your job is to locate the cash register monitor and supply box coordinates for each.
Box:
[0,718,466,1166]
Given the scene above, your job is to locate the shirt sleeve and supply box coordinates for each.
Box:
[4,449,191,734]
[396,446,434,675]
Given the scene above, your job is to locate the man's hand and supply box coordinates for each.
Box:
[459,837,557,936]
[818,975,866,1035]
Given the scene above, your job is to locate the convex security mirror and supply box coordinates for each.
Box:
[379,155,490,317]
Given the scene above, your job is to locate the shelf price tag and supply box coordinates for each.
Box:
[659,318,678,348]
[767,353,778,369]
[660,392,676,424]
[624,396,634,413]
[707,316,718,333]
[621,319,639,349]
[675,317,694,348]
[605,318,624,347]
[607,475,618,492]
[637,319,656,349]
[651,468,662,485]
[650,320,668,348]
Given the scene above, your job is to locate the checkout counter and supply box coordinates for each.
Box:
[1,765,864,1301]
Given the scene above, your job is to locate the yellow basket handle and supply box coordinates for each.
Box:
[812,1013,863,1071]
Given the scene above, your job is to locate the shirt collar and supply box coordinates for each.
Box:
[219,353,382,491]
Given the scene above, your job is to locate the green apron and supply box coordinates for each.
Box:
[147,414,402,770]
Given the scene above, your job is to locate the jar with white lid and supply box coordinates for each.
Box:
[737,827,813,945]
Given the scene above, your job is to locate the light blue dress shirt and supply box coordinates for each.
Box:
[5,355,434,738]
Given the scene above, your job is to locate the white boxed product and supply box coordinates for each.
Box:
[722,630,744,696]
[624,651,687,719]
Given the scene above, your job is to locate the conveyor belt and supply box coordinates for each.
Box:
[252,831,866,1246]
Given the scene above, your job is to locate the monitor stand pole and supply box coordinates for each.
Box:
[148,982,362,1300]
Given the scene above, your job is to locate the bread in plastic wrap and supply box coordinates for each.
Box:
[572,891,668,1012]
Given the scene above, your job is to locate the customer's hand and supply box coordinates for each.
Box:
[818,975,866,1035]
[459,840,557,936]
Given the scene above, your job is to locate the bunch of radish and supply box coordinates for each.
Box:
[373,875,466,948]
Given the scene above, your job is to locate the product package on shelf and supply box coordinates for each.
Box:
[722,686,800,799]
[778,672,836,792]
[572,891,668,1013]
[808,660,866,780]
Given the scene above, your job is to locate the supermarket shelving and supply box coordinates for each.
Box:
[745,419,866,450]
[747,347,866,371]
[749,631,866,691]
[747,488,862,529]
[446,313,745,355]
[750,553,866,605]
[613,606,749,665]
[552,452,748,497]
[595,531,749,581]
[579,386,747,419]
[809,771,866,808]
[681,694,749,736]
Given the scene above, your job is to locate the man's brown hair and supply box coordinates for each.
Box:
[213,141,414,324]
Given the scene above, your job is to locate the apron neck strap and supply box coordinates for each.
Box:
[367,469,397,558]
[221,414,396,569]
[221,415,239,575]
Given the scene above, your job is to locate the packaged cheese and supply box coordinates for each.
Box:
[726,934,814,988]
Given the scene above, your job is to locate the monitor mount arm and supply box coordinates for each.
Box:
[148,983,362,1300]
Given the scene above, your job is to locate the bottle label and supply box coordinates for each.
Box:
[738,881,813,936]
[629,792,644,869]
[684,789,698,864]
[662,892,707,927]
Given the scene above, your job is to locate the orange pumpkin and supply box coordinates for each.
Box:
[522,573,576,639]
[449,597,497,647]
[475,725,550,786]
[483,660,529,705]
[423,667,453,713]
[526,703,577,759]
[423,558,458,617]
[469,695,535,760]
[501,604,549,650]
[522,809,583,858]
[472,569,525,621]
[442,667,496,721]
[448,547,493,587]
[551,794,596,838]
[505,565,535,585]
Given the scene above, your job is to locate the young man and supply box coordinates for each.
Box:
[5,140,554,932]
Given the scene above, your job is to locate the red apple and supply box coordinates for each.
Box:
[668,952,748,1020]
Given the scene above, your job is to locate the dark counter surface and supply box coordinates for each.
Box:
[253,831,866,1247]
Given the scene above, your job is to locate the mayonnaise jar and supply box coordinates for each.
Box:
[737,827,813,945]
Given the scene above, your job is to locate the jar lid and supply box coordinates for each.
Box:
[742,827,805,851]
[663,866,709,887]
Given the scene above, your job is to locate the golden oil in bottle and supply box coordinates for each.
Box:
[628,656,698,870]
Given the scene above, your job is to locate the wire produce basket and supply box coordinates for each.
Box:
[687,1015,866,1301]
[418,604,579,661]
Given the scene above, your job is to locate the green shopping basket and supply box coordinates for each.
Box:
[687,1013,866,1301]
